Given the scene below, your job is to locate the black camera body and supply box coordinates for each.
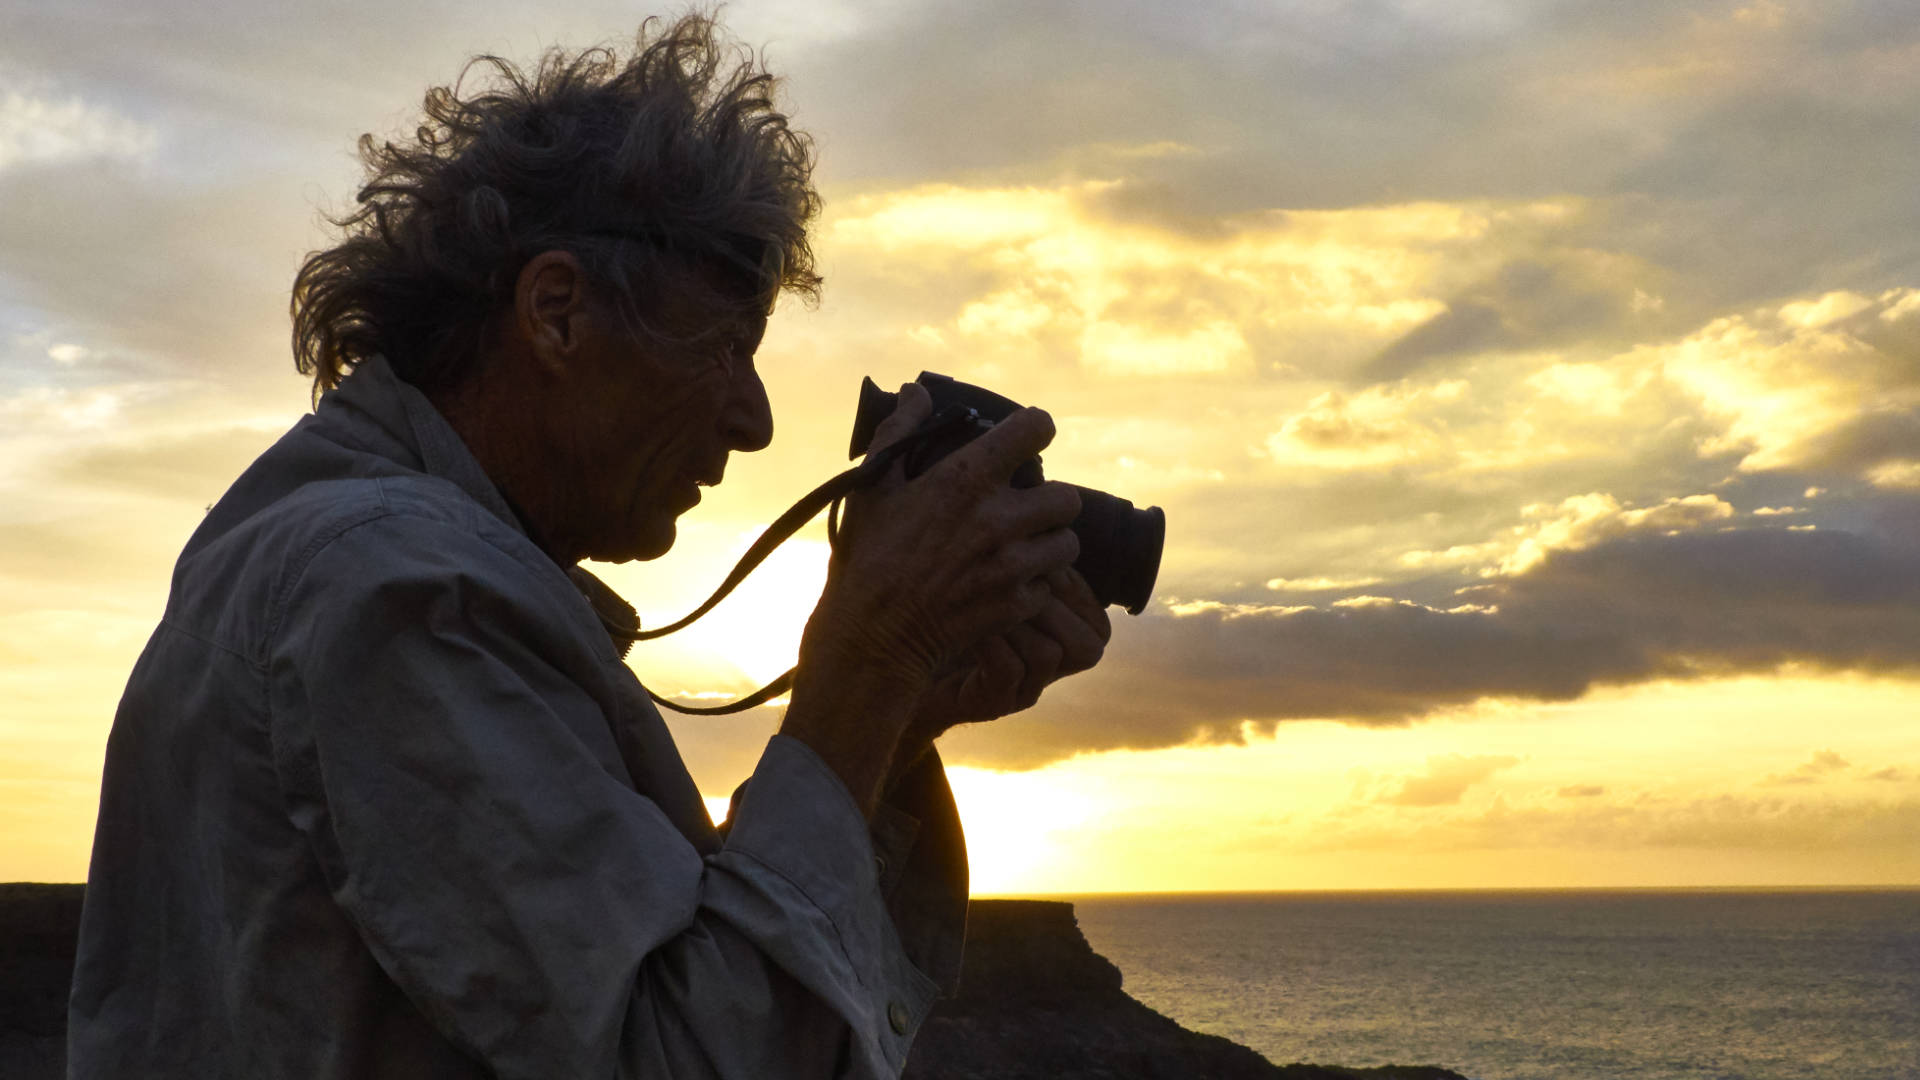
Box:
[849,372,1165,615]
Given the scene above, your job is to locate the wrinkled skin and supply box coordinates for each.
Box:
[437,251,773,565]
[448,250,1111,818]
[784,386,1110,814]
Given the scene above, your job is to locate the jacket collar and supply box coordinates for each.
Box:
[319,356,528,544]
[321,356,644,650]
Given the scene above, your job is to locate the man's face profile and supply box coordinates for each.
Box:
[510,251,775,565]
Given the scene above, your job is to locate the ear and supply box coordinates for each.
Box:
[513,250,589,377]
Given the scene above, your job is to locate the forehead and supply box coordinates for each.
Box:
[668,253,771,326]
[603,258,763,344]
[684,260,771,353]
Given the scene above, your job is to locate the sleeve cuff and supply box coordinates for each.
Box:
[876,746,969,995]
[710,734,941,1076]
[722,734,878,910]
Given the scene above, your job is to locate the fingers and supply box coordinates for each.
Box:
[945,527,1077,632]
[1031,570,1109,677]
[1001,623,1063,708]
[1046,567,1112,640]
[1000,480,1081,537]
[944,571,1053,648]
[932,406,1057,490]
[925,481,1077,582]
[911,567,1117,735]
[867,383,933,456]
[968,571,1109,711]
[943,627,1054,726]
[990,524,1080,585]
[967,635,1027,711]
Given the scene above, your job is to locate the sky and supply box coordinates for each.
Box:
[3,0,1919,892]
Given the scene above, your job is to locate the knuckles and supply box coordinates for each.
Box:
[1042,480,1082,521]
[831,403,1100,688]
[1015,406,1057,450]
[1015,577,1052,621]
[1050,525,1081,566]
[1031,634,1065,672]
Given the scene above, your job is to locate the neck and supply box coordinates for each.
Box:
[430,362,584,567]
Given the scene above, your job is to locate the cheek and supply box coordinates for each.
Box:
[610,387,720,497]
[600,365,732,482]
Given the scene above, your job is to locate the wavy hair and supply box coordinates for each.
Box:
[291,13,821,399]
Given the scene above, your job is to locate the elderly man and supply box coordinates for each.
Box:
[67,16,1109,1080]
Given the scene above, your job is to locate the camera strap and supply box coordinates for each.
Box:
[634,407,982,716]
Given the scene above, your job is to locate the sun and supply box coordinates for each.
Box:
[615,528,832,698]
[945,766,1096,895]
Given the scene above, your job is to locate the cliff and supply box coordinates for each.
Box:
[2,885,1464,1080]
[0,884,80,1080]
[902,899,1463,1080]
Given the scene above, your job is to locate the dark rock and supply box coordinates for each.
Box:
[1,886,1468,1080]
[903,899,1467,1080]
[0,884,84,1080]
[0,884,83,1038]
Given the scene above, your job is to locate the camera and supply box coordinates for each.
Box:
[848,372,1165,615]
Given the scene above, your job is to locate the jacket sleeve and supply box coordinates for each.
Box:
[267,510,959,1079]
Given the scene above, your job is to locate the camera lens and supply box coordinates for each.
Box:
[1068,487,1165,615]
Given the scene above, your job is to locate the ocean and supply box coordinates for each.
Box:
[1065,889,1920,1080]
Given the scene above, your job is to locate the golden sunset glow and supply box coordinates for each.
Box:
[951,674,1920,895]
[5,0,1920,894]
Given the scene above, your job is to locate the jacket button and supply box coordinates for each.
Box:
[887,1000,910,1035]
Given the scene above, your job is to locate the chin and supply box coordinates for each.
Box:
[597,522,677,564]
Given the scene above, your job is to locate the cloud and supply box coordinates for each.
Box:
[1759,750,1853,787]
[1399,491,1737,577]
[57,425,282,501]
[1558,785,1607,798]
[1654,288,1920,479]
[1266,381,1467,469]
[0,162,315,394]
[1291,790,1920,858]
[0,384,132,432]
[1616,795,1920,853]
[947,523,1920,768]
[0,510,193,605]
[1266,574,1385,593]
[0,89,155,173]
[789,0,1920,334]
[1362,254,1658,382]
[825,183,1595,381]
[1380,754,1521,807]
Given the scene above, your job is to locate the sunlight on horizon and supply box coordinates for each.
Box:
[943,675,1920,896]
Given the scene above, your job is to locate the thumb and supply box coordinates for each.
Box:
[867,383,932,457]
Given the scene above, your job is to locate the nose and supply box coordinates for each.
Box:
[723,366,774,453]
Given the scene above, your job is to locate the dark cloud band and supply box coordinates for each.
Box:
[946,523,1920,768]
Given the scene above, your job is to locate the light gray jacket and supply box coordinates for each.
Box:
[67,356,966,1079]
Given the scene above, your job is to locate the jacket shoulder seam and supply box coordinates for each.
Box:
[155,615,261,668]
[260,502,400,660]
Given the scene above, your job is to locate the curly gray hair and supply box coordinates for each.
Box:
[291,13,821,399]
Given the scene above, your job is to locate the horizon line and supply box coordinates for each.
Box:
[978,882,1920,899]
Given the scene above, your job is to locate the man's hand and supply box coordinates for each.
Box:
[915,567,1110,731]
[882,567,1111,786]
[780,384,1085,816]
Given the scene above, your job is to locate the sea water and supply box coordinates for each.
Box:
[1066,889,1920,1080]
